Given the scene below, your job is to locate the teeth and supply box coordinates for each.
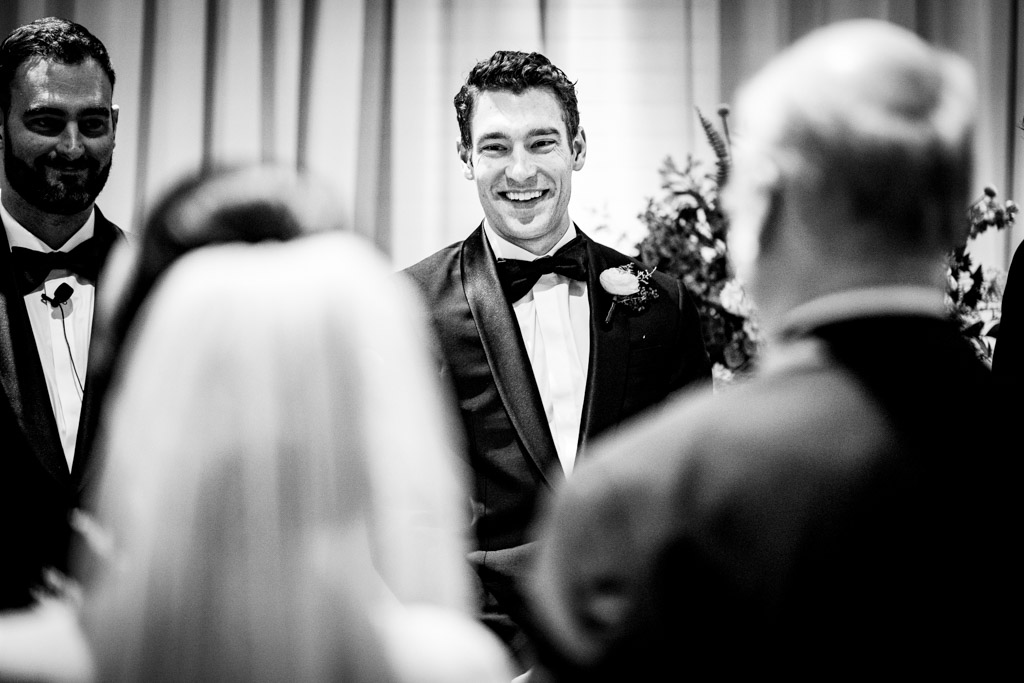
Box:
[506,190,543,201]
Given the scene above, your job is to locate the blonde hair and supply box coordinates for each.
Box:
[84,233,471,681]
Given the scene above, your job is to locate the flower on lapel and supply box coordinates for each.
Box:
[599,264,659,324]
[599,268,640,296]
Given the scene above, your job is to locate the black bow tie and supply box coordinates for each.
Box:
[496,235,589,303]
[10,239,104,295]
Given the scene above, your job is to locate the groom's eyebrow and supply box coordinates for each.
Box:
[477,132,509,143]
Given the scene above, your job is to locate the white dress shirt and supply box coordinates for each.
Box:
[2,200,97,470]
[484,222,590,475]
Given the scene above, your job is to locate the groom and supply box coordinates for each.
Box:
[403,50,711,672]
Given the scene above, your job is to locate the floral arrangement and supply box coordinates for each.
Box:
[635,106,1017,383]
[635,107,761,386]
[599,264,660,323]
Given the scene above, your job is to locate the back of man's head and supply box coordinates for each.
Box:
[0,16,115,116]
[727,20,976,276]
[454,50,580,150]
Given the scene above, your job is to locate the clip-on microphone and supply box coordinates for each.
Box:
[41,282,75,307]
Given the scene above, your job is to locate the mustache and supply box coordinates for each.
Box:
[43,157,98,171]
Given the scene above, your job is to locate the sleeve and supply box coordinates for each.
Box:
[523,453,672,680]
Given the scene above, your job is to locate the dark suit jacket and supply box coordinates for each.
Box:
[403,225,711,663]
[0,208,125,609]
[527,313,1015,680]
[993,239,1023,390]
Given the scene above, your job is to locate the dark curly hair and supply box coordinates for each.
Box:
[0,17,116,115]
[454,50,579,151]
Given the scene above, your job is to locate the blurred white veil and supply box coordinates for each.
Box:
[84,232,483,681]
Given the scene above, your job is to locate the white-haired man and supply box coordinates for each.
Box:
[525,19,1013,680]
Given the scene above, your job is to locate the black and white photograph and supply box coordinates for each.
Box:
[0,1,1020,681]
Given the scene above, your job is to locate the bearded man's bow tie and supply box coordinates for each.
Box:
[10,239,103,295]
[496,235,589,302]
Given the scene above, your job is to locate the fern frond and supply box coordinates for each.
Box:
[696,107,730,188]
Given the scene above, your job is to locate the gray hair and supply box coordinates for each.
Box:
[732,19,976,255]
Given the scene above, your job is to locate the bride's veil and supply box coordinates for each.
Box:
[83,232,474,681]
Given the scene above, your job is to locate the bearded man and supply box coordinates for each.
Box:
[0,17,125,609]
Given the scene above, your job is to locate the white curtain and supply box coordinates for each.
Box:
[3,0,1020,270]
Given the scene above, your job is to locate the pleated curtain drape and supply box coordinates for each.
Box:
[2,0,1021,272]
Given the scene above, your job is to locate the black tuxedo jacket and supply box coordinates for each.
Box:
[0,208,125,609]
[527,313,1016,680]
[403,225,711,661]
[993,239,1024,391]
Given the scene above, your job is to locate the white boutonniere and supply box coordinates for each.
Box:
[599,264,659,324]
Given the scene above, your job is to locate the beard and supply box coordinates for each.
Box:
[3,135,112,216]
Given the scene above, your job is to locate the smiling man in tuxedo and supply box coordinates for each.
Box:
[0,17,125,609]
[403,50,711,673]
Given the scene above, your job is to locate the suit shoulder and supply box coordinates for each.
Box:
[401,242,464,291]
[583,365,889,502]
[403,241,464,275]
[589,240,639,267]
[94,206,127,237]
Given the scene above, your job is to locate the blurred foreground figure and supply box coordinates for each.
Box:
[87,164,478,612]
[1,166,512,682]
[526,19,1014,680]
[83,232,511,681]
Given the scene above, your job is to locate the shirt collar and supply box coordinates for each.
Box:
[777,285,947,341]
[1,193,96,253]
[483,220,578,261]
[758,285,948,378]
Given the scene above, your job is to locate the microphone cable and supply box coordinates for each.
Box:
[42,282,85,395]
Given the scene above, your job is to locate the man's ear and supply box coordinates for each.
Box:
[111,104,119,133]
[723,154,781,286]
[757,182,784,256]
[457,141,474,180]
[571,127,587,171]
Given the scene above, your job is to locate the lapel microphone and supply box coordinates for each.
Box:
[41,282,75,307]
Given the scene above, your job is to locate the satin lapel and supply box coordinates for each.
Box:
[461,226,561,487]
[72,209,125,490]
[578,232,631,454]
[0,220,68,482]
